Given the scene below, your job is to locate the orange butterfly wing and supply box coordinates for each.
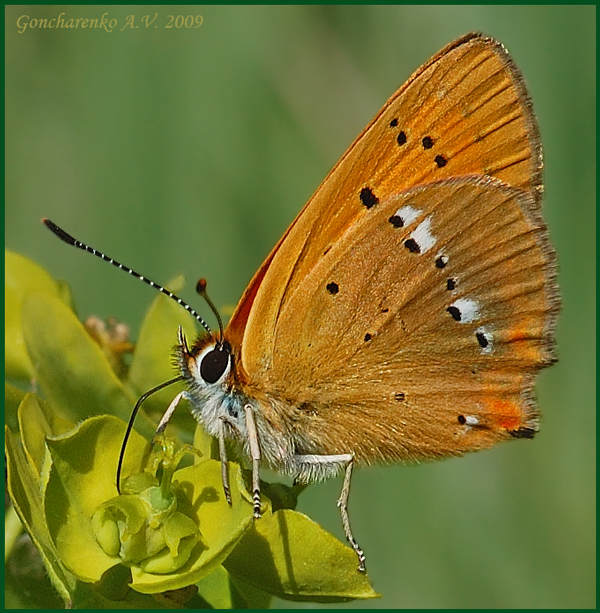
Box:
[224,33,557,462]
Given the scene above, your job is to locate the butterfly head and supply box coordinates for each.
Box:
[175,327,250,436]
[177,327,233,385]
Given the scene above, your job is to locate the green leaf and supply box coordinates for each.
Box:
[192,421,218,461]
[21,291,154,438]
[224,508,379,602]
[45,415,151,584]
[5,382,26,430]
[5,250,73,381]
[230,574,274,609]
[194,565,274,609]
[5,423,76,605]
[195,565,235,609]
[18,393,74,477]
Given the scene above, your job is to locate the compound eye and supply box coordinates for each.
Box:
[199,342,231,384]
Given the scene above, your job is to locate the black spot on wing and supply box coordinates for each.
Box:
[359,187,379,209]
[404,238,420,253]
[388,215,404,228]
[326,282,339,295]
[509,426,536,439]
[476,331,489,348]
[447,306,461,321]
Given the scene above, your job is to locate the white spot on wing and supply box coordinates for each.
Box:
[394,205,421,226]
[410,216,436,253]
[464,415,479,426]
[451,298,480,323]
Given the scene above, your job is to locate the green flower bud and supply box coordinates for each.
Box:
[93,438,202,571]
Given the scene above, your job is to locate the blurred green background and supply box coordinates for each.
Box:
[6,5,595,608]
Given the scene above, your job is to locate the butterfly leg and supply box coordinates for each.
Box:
[294,454,366,571]
[243,404,262,519]
[217,417,232,505]
[338,458,366,572]
[151,390,187,445]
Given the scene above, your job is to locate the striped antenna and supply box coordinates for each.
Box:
[42,218,212,335]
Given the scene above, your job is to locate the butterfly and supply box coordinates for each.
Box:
[44,32,559,572]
